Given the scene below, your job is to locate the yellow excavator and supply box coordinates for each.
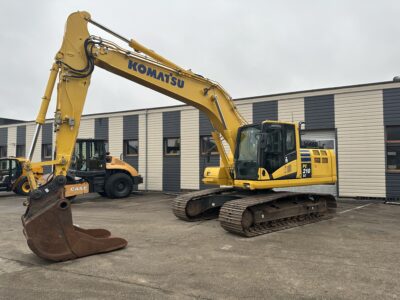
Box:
[22,11,337,261]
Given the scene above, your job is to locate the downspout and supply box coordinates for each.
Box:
[145,109,148,191]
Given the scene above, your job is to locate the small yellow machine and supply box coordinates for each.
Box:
[21,12,336,261]
[65,138,142,198]
[0,157,43,196]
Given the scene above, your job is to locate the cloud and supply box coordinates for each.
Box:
[0,0,399,120]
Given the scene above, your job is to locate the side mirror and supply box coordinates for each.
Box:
[298,121,306,133]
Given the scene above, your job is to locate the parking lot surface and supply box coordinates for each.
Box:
[0,192,399,299]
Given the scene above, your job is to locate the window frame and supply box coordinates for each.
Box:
[41,143,52,160]
[200,135,219,156]
[386,126,400,173]
[164,137,181,156]
[124,139,139,157]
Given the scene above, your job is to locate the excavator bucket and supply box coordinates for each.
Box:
[21,175,127,262]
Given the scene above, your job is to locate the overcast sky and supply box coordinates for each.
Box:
[0,0,399,121]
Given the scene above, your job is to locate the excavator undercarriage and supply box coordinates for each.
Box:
[173,188,336,237]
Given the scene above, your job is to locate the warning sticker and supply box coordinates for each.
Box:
[302,163,312,178]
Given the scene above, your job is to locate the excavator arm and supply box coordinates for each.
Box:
[22,11,246,261]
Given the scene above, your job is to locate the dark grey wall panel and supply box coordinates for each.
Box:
[123,115,139,140]
[163,156,180,191]
[95,118,109,140]
[386,173,400,199]
[42,123,53,144]
[253,100,278,124]
[199,112,214,135]
[163,111,180,137]
[383,88,400,126]
[383,88,400,199]
[17,126,26,145]
[199,112,220,189]
[123,115,139,174]
[41,123,53,173]
[0,128,7,146]
[304,94,334,129]
[163,111,180,191]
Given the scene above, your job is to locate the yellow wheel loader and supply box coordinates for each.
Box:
[66,139,142,199]
[21,11,336,261]
[0,157,43,196]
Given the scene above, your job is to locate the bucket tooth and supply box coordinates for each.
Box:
[21,175,127,262]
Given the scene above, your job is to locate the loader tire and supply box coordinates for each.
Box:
[98,191,108,197]
[14,177,31,196]
[105,173,133,199]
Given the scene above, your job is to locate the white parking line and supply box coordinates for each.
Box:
[339,203,372,214]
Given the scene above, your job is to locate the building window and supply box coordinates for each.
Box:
[42,144,52,159]
[200,136,218,155]
[16,145,25,157]
[0,146,7,158]
[164,138,180,155]
[124,139,138,156]
[386,126,400,171]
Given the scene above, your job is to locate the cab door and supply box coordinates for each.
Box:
[0,159,11,190]
[0,159,22,191]
[261,123,297,179]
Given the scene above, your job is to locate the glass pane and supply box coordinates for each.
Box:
[126,140,138,155]
[286,125,295,153]
[317,140,335,150]
[238,127,260,161]
[201,136,218,155]
[165,138,180,155]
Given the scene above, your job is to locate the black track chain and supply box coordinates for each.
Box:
[219,192,335,237]
[172,187,234,221]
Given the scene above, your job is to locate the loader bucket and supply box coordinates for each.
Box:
[21,175,127,262]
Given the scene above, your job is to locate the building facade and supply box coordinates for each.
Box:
[1,81,400,199]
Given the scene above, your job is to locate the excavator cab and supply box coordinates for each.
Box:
[71,139,108,173]
[0,158,23,192]
[235,122,298,180]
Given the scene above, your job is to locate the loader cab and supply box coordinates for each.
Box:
[234,122,298,180]
[71,139,108,176]
[0,158,23,191]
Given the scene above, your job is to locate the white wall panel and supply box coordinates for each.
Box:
[108,116,123,157]
[78,119,94,139]
[237,103,253,124]
[7,126,16,157]
[181,109,199,190]
[147,113,163,190]
[335,90,385,197]
[278,97,304,123]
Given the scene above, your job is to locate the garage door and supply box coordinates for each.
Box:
[276,129,338,197]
